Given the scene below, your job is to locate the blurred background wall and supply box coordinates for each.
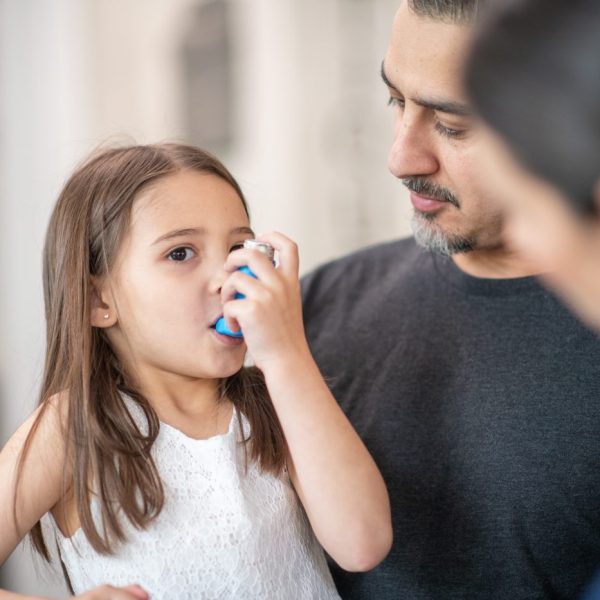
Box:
[0,0,409,595]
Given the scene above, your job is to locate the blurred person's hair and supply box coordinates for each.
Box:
[408,0,484,23]
[466,0,600,214]
[15,143,287,561]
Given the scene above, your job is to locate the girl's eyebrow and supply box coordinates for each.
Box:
[152,226,254,245]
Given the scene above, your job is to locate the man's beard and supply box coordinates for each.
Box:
[411,214,475,256]
[403,176,475,257]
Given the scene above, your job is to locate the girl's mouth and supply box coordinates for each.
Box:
[208,313,225,329]
[209,315,244,346]
[209,327,245,347]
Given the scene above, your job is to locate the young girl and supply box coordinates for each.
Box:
[0,143,391,599]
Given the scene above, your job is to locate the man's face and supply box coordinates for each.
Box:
[383,2,504,255]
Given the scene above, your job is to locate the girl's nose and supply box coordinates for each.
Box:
[209,266,228,295]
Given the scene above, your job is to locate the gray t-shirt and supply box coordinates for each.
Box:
[301,237,600,600]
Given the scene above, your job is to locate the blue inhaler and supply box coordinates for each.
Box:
[215,240,275,338]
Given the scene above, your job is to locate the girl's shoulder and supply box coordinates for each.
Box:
[0,392,71,562]
[2,392,68,454]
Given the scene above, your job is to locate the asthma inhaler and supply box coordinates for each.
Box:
[215,240,275,338]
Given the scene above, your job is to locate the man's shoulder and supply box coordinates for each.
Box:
[302,236,421,294]
[313,235,418,271]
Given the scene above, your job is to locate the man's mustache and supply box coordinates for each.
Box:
[402,177,460,209]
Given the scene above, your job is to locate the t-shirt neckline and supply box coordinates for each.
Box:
[430,250,545,298]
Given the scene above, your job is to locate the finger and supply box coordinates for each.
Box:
[221,301,241,333]
[223,299,250,332]
[110,587,148,600]
[224,248,278,285]
[221,270,270,304]
[255,231,299,279]
[122,585,150,600]
[83,584,149,600]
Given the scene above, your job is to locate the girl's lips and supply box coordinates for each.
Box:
[209,314,223,328]
[209,327,245,347]
[410,191,449,213]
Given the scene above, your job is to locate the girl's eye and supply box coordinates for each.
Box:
[167,247,195,262]
[230,242,245,253]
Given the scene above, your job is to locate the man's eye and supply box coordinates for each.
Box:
[167,247,195,262]
[435,121,465,139]
[387,96,405,109]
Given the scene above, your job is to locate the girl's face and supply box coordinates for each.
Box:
[103,170,254,383]
[476,126,600,331]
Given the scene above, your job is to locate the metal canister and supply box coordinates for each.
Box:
[243,239,275,263]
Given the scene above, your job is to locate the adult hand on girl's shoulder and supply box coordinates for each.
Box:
[0,392,70,565]
[74,584,149,600]
[221,231,313,372]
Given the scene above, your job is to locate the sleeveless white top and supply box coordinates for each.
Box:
[41,402,340,600]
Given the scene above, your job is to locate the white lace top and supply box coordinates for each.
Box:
[41,402,340,600]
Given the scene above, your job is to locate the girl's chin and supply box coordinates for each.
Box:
[181,363,244,383]
[209,355,247,379]
[219,362,247,379]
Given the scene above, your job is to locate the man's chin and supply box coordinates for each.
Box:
[411,214,475,256]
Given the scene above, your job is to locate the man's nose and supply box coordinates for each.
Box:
[388,115,439,179]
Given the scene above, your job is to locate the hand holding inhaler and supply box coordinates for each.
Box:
[215,239,275,338]
[218,232,311,371]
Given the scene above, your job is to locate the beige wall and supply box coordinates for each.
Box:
[0,0,408,594]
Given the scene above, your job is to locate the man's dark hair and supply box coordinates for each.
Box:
[408,0,483,24]
[466,0,600,214]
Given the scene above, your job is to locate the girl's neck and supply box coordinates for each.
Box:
[135,370,231,440]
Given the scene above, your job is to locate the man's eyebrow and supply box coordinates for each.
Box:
[380,61,398,92]
[380,60,472,117]
[152,226,254,245]
[413,96,472,117]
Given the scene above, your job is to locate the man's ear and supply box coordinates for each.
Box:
[90,277,117,328]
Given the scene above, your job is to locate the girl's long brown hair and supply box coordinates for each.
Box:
[16,143,287,558]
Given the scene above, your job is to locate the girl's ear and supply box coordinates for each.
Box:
[90,277,117,328]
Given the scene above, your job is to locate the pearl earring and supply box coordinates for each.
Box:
[104,313,110,320]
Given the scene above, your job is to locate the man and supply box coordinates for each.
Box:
[301,1,600,599]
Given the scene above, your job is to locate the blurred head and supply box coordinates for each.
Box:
[467,0,600,216]
[465,0,600,330]
[383,0,508,257]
